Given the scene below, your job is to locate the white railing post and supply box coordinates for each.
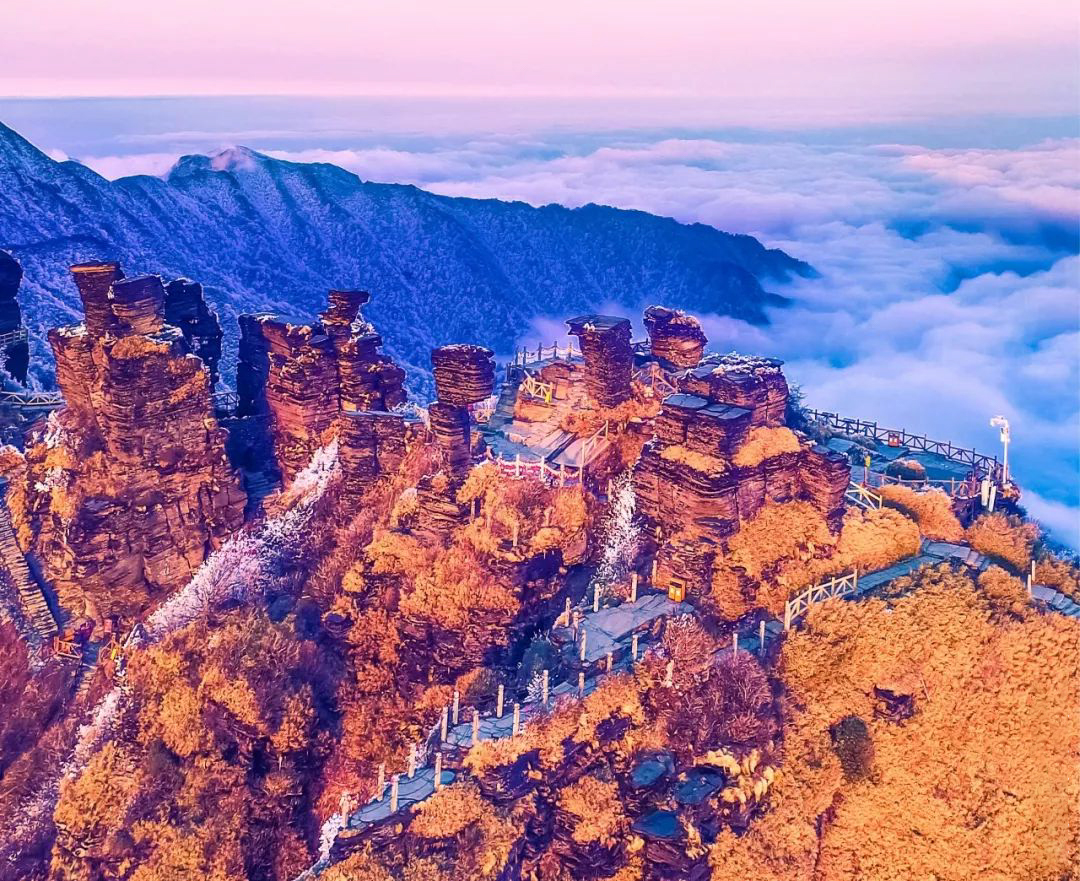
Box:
[497,684,505,718]
[758,620,766,657]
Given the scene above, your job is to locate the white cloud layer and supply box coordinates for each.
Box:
[79,134,1080,547]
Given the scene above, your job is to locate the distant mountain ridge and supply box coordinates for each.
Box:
[0,122,811,393]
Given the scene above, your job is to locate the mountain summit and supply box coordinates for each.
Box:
[0,123,810,391]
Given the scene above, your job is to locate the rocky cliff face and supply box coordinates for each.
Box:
[567,315,634,408]
[634,352,849,596]
[235,290,408,507]
[0,250,27,384]
[9,262,245,623]
[643,306,707,369]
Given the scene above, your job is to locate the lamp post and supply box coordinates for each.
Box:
[990,416,1010,484]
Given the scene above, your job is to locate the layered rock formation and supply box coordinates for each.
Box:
[11,262,246,622]
[679,355,788,428]
[635,354,849,597]
[429,344,494,476]
[0,250,28,383]
[567,315,633,408]
[236,291,407,494]
[643,306,707,369]
[164,278,223,387]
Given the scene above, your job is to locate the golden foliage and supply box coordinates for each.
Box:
[711,572,1080,881]
[399,544,519,633]
[834,507,921,574]
[409,783,489,839]
[732,426,801,468]
[726,502,833,583]
[659,444,728,475]
[558,776,625,844]
[878,485,963,541]
[966,511,1038,572]
[1035,555,1080,601]
[976,565,1033,621]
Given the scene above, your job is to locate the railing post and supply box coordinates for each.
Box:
[579,629,587,662]
[452,689,460,725]
[377,762,386,797]
[630,572,638,603]
[578,671,585,696]
[732,632,739,656]
[664,660,674,687]
[434,753,444,790]
[758,620,766,657]
[390,775,399,812]
[541,669,550,707]
[472,709,480,744]
[631,632,639,661]
[605,651,613,673]
[783,602,792,632]
[512,703,520,736]
[497,683,505,718]
[407,743,416,778]
[440,706,448,742]
[593,583,600,612]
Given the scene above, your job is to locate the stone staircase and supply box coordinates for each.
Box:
[0,495,57,640]
[487,367,525,429]
[1032,585,1080,618]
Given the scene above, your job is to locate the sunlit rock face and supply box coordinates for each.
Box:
[235,291,407,507]
[10,262,246,622]
[567,315,634,408]
[634,352,849,595]
[644,305,707,369]
[0,250,28,383]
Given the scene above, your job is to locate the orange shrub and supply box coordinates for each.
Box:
[659,444,728,475]
[409,783,489,839]
[966,512,1038,572]
[834,507,921,574]
[1034,556,1080,601]
[558,776,625,845]
[726,502,834,582]
[878,485,963,542]
[733,426,801,467]
[976,565,1032,621]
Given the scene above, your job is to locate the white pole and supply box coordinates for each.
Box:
[434,753,443,790]
[452,689,460,725]
[497,684,505,718]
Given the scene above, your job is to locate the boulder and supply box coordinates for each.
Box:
[164,278,224,388]
[566,315,634,408]
[644,306,707,368]
[432,344,495,406]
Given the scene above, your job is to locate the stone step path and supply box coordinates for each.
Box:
[0,494,57,640]
[1032,585,1080,618]
[329,537,1074,866]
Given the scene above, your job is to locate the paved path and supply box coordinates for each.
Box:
[330,534,1073,862]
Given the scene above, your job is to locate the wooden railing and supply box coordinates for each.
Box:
[845,483,883,510]
[861,470,978,500]
[486,450,584,486]
[805,409,1003,483]
[521,374,555,405]
[0,327,27,348]
[633,365,677,399]
[578,420,610,469]
[0,390,63,410]
[212,391,239,415]
[511,340,580,367]
[783,571,859,631]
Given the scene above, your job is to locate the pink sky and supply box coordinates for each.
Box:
[2,0,1077,117]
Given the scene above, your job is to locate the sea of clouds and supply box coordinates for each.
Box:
[51,127,1080,549]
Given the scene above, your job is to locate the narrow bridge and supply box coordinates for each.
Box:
[0,390,64,411]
